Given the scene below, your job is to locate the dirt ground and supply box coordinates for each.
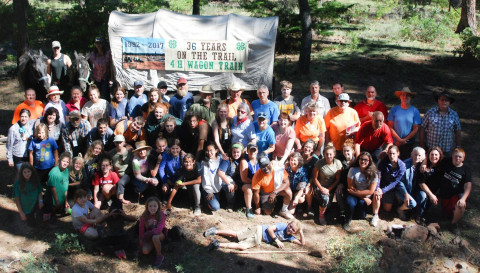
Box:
[0,52,479,272]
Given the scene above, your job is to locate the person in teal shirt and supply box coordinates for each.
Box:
[44,152,71,220]
[13,163,43,227]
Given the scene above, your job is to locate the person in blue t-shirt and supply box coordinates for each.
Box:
[126,81,148,119]
[203,220,305,251]
[169,77,194,120]
[253,112,276,155]
[251,85,279,125]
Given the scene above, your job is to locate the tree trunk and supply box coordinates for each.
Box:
[298,0,312,74]
[456,0,477,34]
[193,0,200,15]
[13,0,29,60]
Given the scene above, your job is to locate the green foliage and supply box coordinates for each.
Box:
[455,28,480,61]
[20,254,57,273]
[327,232,382,273]
[400,7,456,44]
[240,0,352,52]
[0,3,14,43]
[48,233,84,255]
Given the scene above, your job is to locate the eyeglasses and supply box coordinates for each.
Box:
[359,158,369,162]
[53,47,60,50]
[237,110,246,114]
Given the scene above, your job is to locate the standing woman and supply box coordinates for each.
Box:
[272,112,297,165]
[8,109,34,170]
[387,87,421,160]
[89,37,112,100]
[47,41,72,94]
[81,85,110,129]
[109,86,128,128]
[212,104,232,160]
[142,88,162,120]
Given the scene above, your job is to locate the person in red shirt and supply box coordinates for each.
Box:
[355,111,393,163]
[354,86,388,125]
[11,88,45,124]
[92,157,119,209]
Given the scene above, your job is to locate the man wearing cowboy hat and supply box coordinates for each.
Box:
[420,90,461,156]
[44,85,68,124]
[387,87,422,160]
[169,77,194,120]
[188,85,220,125]
[61,110,91,157]
[324,93,360,152]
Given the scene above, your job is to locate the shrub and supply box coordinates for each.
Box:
[19,254,57,273]
[48,233,84,256]
[455,28,480,61]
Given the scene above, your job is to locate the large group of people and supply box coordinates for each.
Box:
[7,39,472,268]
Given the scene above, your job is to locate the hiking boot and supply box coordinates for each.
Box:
[203,227,217,237]
[307,208,315,218]
[246,208,255,219]
[370,214,379,227]
[193,206,201,216]
[318,215,327,226]
[397,207,407,221]
[279,210,295,220]
[208,239,220,251]
[153,255,164,268]
[415,216,425,225]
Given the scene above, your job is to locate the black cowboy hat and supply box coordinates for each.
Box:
[434,90,455,104]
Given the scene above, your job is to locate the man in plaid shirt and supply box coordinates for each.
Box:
[420,91,461,156]
[61,110,91,157]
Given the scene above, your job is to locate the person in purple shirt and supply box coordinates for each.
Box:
[251,85,279,125]
[371,145,406,226]
[169,77,194,120]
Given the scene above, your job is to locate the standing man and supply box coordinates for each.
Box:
[354,86,388,125]
[300,81,330,117]
[157,81,170,102]
[47,41,72,95]
[387,87,421,160]
[328,82,344,108]
[420,90,461,156]
[324,93,360,153]
[169,77,194,120]
[251,85,279,125]
[274,80,301,122]
[189,85,220,125]
[127,80,148,119]
[11,88,45,124]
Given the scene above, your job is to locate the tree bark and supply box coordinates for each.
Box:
[456,0,477,34]
[193,0,200,15]
[298,0,312,74]
[13,0,29,60]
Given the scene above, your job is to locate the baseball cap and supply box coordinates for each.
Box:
[134,81,143,87]
[52,41,61,48]
[68,110,81,118]
[258,154,271,167]
[337,93,351,102]
[247,143,257,151]
[113,135,126,142]
[157,81,168,88]
[94,37,104,43]
[257,112,268,120]
[177,77,187,85]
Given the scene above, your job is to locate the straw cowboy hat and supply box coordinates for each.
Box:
[133,140,152,153]
[46,85,64,98]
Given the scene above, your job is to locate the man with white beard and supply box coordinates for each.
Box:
[169,77,194,120]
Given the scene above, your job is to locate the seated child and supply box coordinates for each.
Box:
[71,189,108,240]
[92,157,119,209]
[139,196,167,268]
[203,220,305,251]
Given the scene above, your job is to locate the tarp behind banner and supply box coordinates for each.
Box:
[108,9,278,91]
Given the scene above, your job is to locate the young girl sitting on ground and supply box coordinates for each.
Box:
[92,157,120,209]
[13,163,43,227]
[139,196,167,268]
[71,189,108,240]
[203,220,305,251]
[165,153,201,215]
[43,152,71,221]
[28,123,58,186]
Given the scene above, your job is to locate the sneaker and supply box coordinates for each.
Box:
[153,255,164,268]
[370,214,379,227]
[115,249,126,259]
[208,239,220,251]
[246,208,254,219]
[318,215,327,226]
[203,227,217,237]
[338,213,346,225]
[415,216,425,225]
[343,219,352,232]
[397,208,407,221]
[278,210,295,220]
[307,208,315,218]
[193,206,201,216]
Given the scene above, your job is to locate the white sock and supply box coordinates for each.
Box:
[282,204,288,212]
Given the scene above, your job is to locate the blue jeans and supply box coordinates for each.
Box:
[205,184,235,211]
[416,190,429,217]
[346,194,367,221]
